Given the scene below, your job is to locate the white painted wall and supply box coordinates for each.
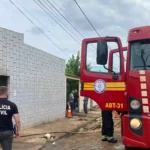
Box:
[0,27,66,128]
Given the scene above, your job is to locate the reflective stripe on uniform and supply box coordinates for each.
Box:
[101,135,107,139]
[107,137,114,140]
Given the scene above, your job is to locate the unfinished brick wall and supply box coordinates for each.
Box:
[0,27,66,128]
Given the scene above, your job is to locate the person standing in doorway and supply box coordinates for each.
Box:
[83,97,89,114]
[73,89,79,112]
[0,86,21,150]
[69,90,74,113]
[101,110,117,143]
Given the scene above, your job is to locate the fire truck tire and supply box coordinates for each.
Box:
[125,147,150,150]
[124,147,133,150]
[124,146,140,150]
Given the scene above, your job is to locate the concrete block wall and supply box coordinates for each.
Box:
[0,27,66,128]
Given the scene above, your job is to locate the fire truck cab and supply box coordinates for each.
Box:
[80,26,150,149]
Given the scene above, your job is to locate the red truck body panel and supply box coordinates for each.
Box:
[123,115,150,148]
[128,26,150,42]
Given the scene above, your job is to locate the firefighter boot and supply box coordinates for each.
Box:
[107,137,117,143]
[101,135,107,141]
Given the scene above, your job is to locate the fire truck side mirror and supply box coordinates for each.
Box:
[96,40,108,65]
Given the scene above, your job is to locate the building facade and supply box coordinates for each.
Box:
[0,27,66,128]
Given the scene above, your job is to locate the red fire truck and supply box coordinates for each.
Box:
[80,26,150,149]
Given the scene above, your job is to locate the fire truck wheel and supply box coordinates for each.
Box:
[124,146,139,150]
[125,147,133,150]
[125,147,150,150]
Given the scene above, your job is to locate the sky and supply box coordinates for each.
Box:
[0,0,150,62]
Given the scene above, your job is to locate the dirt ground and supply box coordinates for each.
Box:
[0,108,101,150]
[0,107,125,150]
[41,132,124,150]
[41,117,123,150]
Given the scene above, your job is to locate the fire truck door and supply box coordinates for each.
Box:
[80,37,127,111]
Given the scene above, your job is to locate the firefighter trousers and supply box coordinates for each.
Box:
[101,110,114,137]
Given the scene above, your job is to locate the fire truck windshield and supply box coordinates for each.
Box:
[130,40,150,70]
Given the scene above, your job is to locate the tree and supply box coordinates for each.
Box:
[65,51,91,77]
[65,51,80,76]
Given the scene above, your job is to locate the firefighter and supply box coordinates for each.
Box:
[101,110,117,143]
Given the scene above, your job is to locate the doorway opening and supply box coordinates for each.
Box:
[66,75,80,115]
[0,76,9,87]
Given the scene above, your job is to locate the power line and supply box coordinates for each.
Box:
[45,0,84,39]
[49,0,64,12]
[12,0,94,58]
[13,0,91,57]
[36,0,97,54]
[73,0,100,37]
[43,0,96,52]
[14,0,62,42]
[73,0,125,61]
[13,0,95,58]
[42,0,82,42]
[73,0,125,66]
[73,0,116,56]
[9,0,69,57]
[34,0,81,45]
[41,0,123,63]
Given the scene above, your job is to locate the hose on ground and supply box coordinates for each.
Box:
[17,121,121,138]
